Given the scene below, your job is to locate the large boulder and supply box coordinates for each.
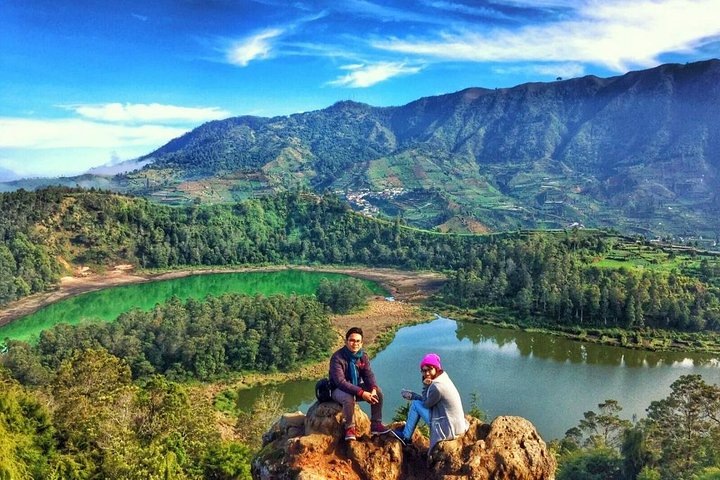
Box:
[430,416,556,479]
[304,401,371,438]
[252,402,556,480]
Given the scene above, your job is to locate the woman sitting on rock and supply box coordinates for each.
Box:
[391,353,469,451]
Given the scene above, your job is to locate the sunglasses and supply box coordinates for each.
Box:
[421,367,435,373]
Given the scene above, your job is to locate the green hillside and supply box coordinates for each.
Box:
[123,60,720,238]
[2,187,720,336]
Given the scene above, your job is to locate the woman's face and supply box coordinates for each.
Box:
[421,365,437,380]
[346,333,363,353]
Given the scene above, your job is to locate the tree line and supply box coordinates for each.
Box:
[554,374,720,480]
[1,187,719,333]
[2,292,333,385]
[1,350,253,479]
[440,234,720,331]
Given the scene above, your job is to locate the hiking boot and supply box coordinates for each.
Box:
[371,422,391,435]
[390,428,410,446]
[344,426,357,441]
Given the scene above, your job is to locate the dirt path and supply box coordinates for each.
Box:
[211,298,432,390]
[0,265,445,329]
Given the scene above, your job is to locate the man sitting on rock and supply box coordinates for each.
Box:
[329,326,391,441]
[391,353,469,451]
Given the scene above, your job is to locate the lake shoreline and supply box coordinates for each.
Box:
[4,264,719,357]
[195,297,435,440]
[0,264,446,329]
[438,306,720,356]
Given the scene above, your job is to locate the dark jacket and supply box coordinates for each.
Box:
[329,347,377,398]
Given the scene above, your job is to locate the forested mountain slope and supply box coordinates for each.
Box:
[2,188,720,334]
[121,59,720,237]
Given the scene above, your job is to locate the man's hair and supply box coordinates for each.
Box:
[345,327,363,340]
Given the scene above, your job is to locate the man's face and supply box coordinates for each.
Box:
[346,333,363,353]
[421,365,438,380]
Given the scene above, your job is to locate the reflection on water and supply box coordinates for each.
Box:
[249,316,720,441]
[454,320,720,368]
[235,380,318,413]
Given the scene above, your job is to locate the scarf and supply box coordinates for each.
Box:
[342,346,364,386]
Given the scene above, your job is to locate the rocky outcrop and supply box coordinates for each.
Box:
[252,402,556,480]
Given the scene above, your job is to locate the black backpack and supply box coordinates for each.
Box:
[315,378,334,403]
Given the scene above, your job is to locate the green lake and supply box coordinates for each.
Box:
[0,269,383,343]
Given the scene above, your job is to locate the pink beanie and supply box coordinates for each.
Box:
[420,353,442,370]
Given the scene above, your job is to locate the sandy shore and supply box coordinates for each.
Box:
[216,297,433,388]
[0,264,445,329]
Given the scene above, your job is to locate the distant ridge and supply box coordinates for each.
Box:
[86,158,151,176]
[0,166,20,183]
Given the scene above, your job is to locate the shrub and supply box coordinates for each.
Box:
[315,277,371,314]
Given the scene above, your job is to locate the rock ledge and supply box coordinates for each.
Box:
[252,402,556,480]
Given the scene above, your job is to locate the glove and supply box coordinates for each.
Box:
[401,389,415,400]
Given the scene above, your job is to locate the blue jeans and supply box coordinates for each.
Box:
[402,399,430,439]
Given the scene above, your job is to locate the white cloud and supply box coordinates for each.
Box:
[0,148,150,178]
[328,62,423,88]
[421,0,513,20]
[227,29,283,67]
[373,0,720,71]
[340,0,443,24]
[69,102,230,123]
[493,62,585,79]
[0,98,234,177]
[340,63,366,70]
[0,118,187,150]
[0,99,233,177]
[489,0,579,7]
[531,63,585,78]
[0,117,190,177]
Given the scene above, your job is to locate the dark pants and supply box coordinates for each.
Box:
[332,386,384,428]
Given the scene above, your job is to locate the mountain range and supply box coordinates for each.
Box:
[0,166,20,183]
[4,59,720,239]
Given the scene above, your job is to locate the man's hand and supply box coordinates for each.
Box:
[362,389,379,404]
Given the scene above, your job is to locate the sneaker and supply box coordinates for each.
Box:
[344,426,357,441]
[371,422,391,435]
[390,428,409,446]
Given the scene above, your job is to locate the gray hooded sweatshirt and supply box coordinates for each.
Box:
[421,371,469,451]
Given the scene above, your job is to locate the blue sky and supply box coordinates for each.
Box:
[1,0,720,178]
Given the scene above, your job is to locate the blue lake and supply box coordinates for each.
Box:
[239,316,720,440]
